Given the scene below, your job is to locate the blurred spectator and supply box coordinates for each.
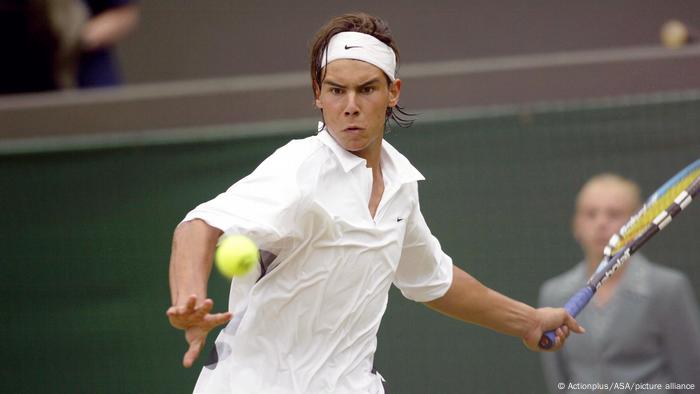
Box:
[1,1,59,93]
[539,173,700,394]
[77,0,139,88]
[0,0,138,94]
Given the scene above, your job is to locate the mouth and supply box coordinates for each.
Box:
[595,236,611,247]
[343,126,364,133]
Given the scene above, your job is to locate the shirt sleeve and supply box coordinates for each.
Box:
[182,148,304,254]
[393,185,453,302]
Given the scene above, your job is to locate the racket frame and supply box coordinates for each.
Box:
[538,168,700,349]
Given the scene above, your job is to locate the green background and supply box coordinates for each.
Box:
[1,95,699,393]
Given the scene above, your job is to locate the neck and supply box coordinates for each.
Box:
[360,138,383,169]
[586,254,603,276]
[368,160,384,218]
[586,253,626,306]
[585,253,628,278]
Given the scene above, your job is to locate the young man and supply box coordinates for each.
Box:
[168,13,582,393]
[539,174,700,393]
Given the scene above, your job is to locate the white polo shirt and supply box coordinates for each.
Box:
[185,129,453,394]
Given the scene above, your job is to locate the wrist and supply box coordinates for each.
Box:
[520,307,544,343]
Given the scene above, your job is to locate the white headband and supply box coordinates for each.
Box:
[321,31,397,81]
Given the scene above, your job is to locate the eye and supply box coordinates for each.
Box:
[361,86,375,94]
[607,209,625,221]
[329,87,343,95]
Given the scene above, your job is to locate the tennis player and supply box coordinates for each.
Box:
[167,12,583,394]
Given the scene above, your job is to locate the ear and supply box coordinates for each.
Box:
[313,82,323,109]
[571,214,581,242]
[388,79,401,107]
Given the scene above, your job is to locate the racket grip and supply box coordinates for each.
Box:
[538,286,594,349]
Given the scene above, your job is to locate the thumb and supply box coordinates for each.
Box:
[563,313,586,334]
[183,336,204,368]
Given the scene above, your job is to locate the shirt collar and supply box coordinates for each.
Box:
[317,126,367,173]
[381,137,425,184]
[317,125,425,184]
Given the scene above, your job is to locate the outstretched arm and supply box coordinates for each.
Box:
[424,266,584,351]
[166,219,232,367]
[81,4,140,51]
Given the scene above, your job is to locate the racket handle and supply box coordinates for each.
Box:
[538,286,594,349]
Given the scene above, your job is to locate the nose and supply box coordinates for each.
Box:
[595,214,617,236]
[594,214,608,229]
[343,92,360,116]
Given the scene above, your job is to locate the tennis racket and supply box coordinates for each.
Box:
[539,159,700,349]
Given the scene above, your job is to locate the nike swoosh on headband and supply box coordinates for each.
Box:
[322,31,397,81]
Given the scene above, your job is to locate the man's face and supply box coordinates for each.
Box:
[315,59,400,162]
[573,180,638,260]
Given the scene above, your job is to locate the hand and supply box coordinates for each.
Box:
[80,5,140,51]
[522,307,585,351]
[166,294,233,367]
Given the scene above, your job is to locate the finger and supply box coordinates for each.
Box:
[549,335,561,350]
[183,338,203,368]
[553,327,566,346]
[168,297,203,329]
[564,315,586,334]
[195,298,214,318]
[207,312,233,327]
[171,296,198,317]
[556,336,565,349]
[166,306,176,316]
[555,328,566,344]
[167,304,193,320]
[167,304,188,317]
[185,294,198,313]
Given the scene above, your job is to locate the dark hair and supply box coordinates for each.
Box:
[309,12,414,128]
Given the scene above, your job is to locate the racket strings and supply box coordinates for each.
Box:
[606,167,700,257]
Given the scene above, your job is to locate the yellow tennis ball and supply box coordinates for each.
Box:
[660,19,689,48]
[215,235,259,278]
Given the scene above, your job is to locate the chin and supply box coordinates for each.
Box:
[337,136,369,151]
[344,144,370,155]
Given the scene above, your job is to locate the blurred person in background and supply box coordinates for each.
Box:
[77,0,139,88]
[0,0,138,94]
[540,174,700,394]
